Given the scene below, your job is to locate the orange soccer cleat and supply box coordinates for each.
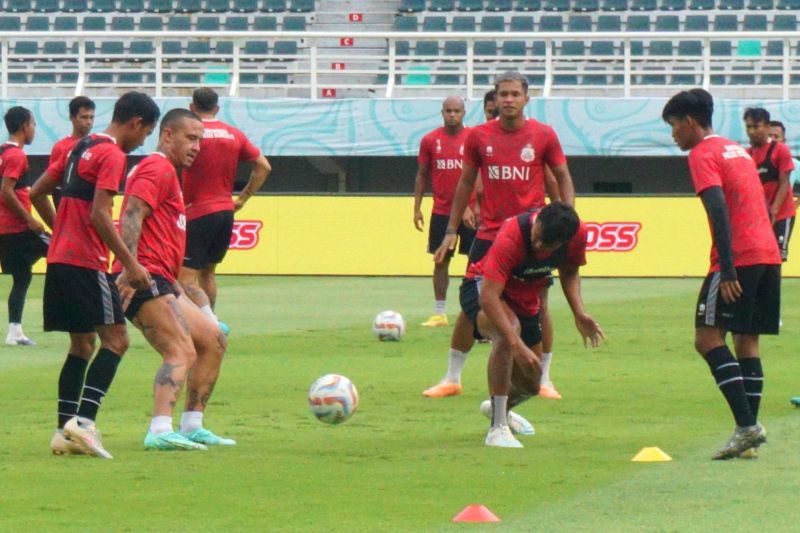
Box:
[422,382,462,398]
[538,383,562,400]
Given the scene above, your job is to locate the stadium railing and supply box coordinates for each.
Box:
[0,30,798,99]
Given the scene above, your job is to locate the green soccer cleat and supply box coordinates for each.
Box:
[712,423,767,460]
[144,431,208,451]
[181,427,236,446]
[791,397,800,407]
[218,321,230,336]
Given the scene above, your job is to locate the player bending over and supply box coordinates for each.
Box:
[114,109,232,451]
[462,202,604,448]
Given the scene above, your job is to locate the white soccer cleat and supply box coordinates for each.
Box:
[5,332,36,346]
[480,400,535,436]
[50,429,87,456]
[63,417,113,459]
[485,425,523,448]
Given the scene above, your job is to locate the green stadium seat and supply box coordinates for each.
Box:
[474,40,498,56]
[714,15,737,32]
[684,15,709,31]
[89,0,116,11]
[177,0,202,12]
[776,0,800,8]
[118,72,145,84]
[243,41,269,57]
[501,40,526,55]
[283,16,306,31]
[759,67,782,85]
[654,15,678,31]
[457,0,483,10]
[600,0,627,9]
[130,40,154,55]
[553,69,578,85]
[543,0,569,10]
[626,15,650,31]
[187,41,212,57]
[146,0,172,12]
[394,41,410,55]
[394,16,418,31]
[435,67,461,85]
[229,0,255,11]
[215,41,234,55]
[487,0,512,9]
[14,41,39,56]
[718,0,743,8]
[261,0,286,12]
[765,40,783,56]
[26,16,50,31]
[264,72,289,84]
[274,40,298,59]
[560,40,585,55]
[443,40,467,56]
[710,41,732,55]
[747,0,772,7]
[111,16,135,30]
[83,16,107,30]
[658,0,684,9]
[0,16,22,31]
[630,0,657,9]
[687,0,713,7]
[63,0,89,11]
[253,16,278,30]
[509,15,533,31]
[163,41,183,56]
[671,68,698,85]
[7,74,28,84]
[239,73,260,84]
[630,41,644,55]
[174,73,202,84]
[539,15,563,31]
[168,16,192,30]
[88,73,114,84]
[531,40,546,54]
[590,40,615,55]
[100,41,125,58]
[452,16,476,31]
[742,15,766,31]
[473,73,492,85]
[514,0,541,9]
[430,0,455,10]
[4,0,31,12]
[773,15,796,31]
[289,0,314,12]
[54,16,79,31]
[415,40,439,55]
[139,16,163,30]
[399,0,425,12]
[568,15,592,31]
[481,16,504,31]
[729,66,755,85]
[640,67,666,85]
[119,0,144,11]
[225,16,248,30]
[597,15,621,31]
[423,16,446,31]
[197,16,220,31]
[33,0,59,12]
[43,40,68,56]
[573,0,599,10]
[32,73,58,84]
[649,40,673,55]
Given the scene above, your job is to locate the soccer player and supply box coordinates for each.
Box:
[422,71,575,408]
[483,89,498,121]
[744,108,795,262]
[466,202,603,448]
[0,106,47,346]
[48,96,95,210]
[178,88,271,334]
[768,120,800,211]
[30,92,160,458]
[114,108,231,451]
[414,96,475,327]
[662,89,779,459]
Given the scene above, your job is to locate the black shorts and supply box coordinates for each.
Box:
[695,264,781,335]
[774,216,795,262]
[467,237,493,264]
[43,263,125,333]
[183,210,234,270]
[459,277,543,347]
[0,231,48,274]
[110,273,180,321]
[427,213,475,258]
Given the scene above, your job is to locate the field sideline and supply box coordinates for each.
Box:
[1,276,799,532]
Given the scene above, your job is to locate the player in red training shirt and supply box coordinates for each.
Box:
[462,202,603,448]
[423,72,575,407]
[30,91,160,459]
[48,96,95,210]
[663,89,780,460]
[413,96,476,327]
[743,107,796,262]
[113,109,232,451]
[0,106,47,346]
[178,87,271,335]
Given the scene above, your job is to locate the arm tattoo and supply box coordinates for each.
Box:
[120,202,145,256]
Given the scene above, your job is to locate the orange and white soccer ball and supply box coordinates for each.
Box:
[308,374,359,424]
[372,310,405,341]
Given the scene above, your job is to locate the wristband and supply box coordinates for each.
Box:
[445,228,457,235]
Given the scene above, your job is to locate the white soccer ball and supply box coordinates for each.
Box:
[308,374,359,424]
[372,310,405,341]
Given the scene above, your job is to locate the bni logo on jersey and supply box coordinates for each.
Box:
[486,165,531,181]
[229,221,263,250]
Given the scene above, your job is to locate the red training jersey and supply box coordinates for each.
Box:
[46,133,127,271]
[466,212,587,317]
[49,135,82,168]
[181,118,260,221]
[0,142,32,234]
[689,135,781,271]
[747,140,796,221]
[463,118,567,240]
[418,127,471,215]
[112,153,186,284]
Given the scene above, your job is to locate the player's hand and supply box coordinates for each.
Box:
[233,198,246,212]
[463,207,477,230]
[413,210,424,232]
[575,313,605,348]
[433,233,456,263]
[126,261,153,292]
[511,340,542,375]
[720,279,742,304]
[27,218,45,234]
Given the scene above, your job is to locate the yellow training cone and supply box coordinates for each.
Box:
[632,447,672,462]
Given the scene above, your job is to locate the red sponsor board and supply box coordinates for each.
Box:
[340,37,354,47]
[331,62,345,71]
[321,88,337,98]
[585,222,641,252]
[229,220,263,250]
[348,13,363,22]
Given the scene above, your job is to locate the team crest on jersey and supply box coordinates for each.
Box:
[459,144,464,156]
[520,144,535,163]
[435,138,442,153]
[486,145,494,157]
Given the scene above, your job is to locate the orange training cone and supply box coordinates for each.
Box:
[452,504,501,523]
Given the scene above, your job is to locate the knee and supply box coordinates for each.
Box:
[103,332,130,356]
[70,339,97,359]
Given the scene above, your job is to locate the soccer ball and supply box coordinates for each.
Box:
[372,310,405,341]
[308,374,359,424]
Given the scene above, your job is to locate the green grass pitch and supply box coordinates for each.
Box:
[1,276,799,532]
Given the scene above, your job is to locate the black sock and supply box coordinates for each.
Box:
[739,357,763,420]
[704,346,756,428]
[57,354,89,429]
[8,269,32,324]
[77,348,122,422]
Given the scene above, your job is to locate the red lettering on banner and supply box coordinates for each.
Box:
[585,222,641,252]
[340,37,354,47]
[229,221,263,250]
[331,62,345,71]
[321,88,337,98]
[348,13,363,22]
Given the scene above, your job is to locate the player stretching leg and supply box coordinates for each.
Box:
[663,89,779,459]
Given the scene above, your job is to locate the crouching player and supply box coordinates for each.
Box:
[462,202,604,448]
[114,109,233,451]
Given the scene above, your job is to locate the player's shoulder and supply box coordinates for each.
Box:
[774,140,793,157]
[524,117,556,135]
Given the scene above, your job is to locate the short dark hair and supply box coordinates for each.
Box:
[4,106,32,135]
[159,108,201,135]
[192,87,219,112]
[494,70,528,93]
[538,201,580,247]
[112,91,160,126]
[743,107,770,124]
[769,120,786,134]
[483,89,496,108]
[661,88,714,128]
[69,96,95,118]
